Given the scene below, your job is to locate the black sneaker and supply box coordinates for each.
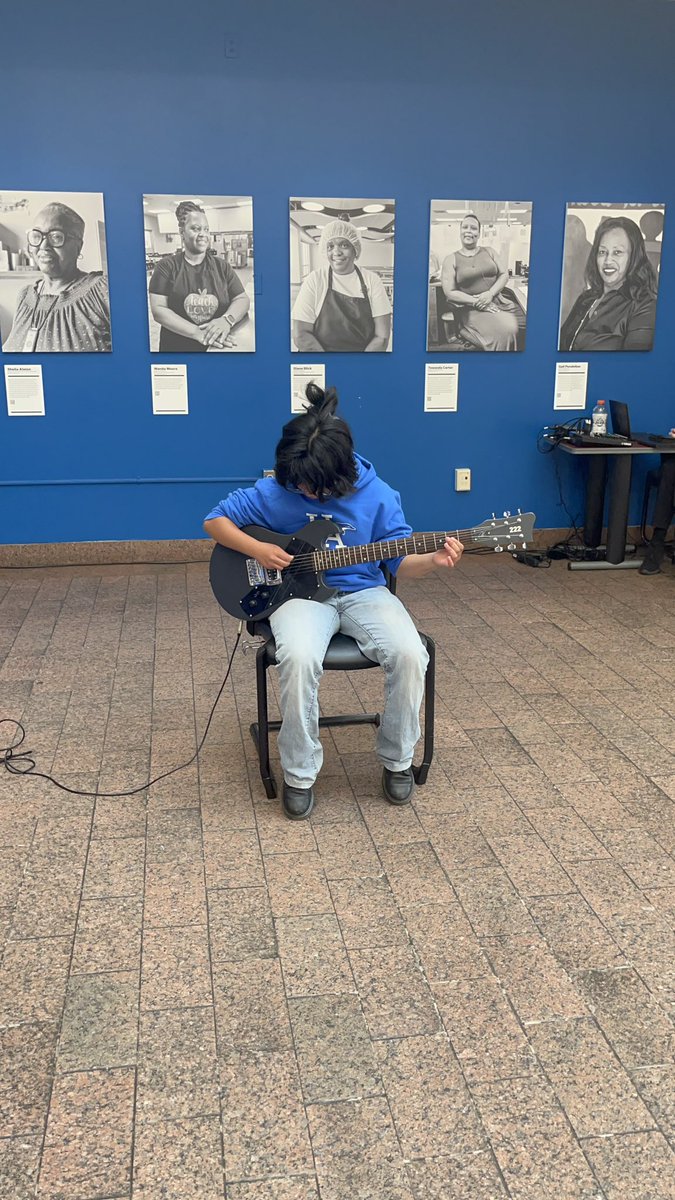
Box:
[638,543,665,575]
[382,767,414,805]
[282,782,315,820]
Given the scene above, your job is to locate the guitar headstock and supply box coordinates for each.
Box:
[472,510,536,552]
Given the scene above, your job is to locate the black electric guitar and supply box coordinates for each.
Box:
[209,511,536,622]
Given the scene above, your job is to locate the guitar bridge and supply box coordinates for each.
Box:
[246,559,283,587]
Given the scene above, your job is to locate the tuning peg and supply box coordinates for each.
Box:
[507,542,515,551]
[521,541,526,548]
[517,508,522,514]
[503,510,511,518]
[494,545,504,553]
[491,512,496,520]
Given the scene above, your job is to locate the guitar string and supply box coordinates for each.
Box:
[279,540,523,571]
[270,525,528,573]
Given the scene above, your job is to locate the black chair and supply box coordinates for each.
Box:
[246,573,435,799]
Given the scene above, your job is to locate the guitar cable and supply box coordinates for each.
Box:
[0,627,242,800]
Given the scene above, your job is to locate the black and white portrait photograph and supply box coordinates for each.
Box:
[427,200,532,352]
[0,191,111,353]
[290,198,394,352]
[144,195,254,352]
[559,202,665,351]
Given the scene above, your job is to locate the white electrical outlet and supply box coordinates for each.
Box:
[455,468,471,492]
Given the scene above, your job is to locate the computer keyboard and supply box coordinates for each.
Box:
[568,433,632,447]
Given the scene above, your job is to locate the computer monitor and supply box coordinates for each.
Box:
[607,401,670,447]
[609,400,631,438]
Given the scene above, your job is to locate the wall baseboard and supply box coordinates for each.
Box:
[0,540,213,568]
[0,528,645,568]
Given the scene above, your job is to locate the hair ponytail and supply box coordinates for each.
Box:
[274,385,357,498]
[304,382,339,419]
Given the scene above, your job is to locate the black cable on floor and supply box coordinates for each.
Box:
[0,628,242,799]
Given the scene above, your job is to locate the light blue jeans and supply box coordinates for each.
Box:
[269,587,429,789]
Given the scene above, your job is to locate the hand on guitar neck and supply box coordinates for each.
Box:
[397,536,463,579]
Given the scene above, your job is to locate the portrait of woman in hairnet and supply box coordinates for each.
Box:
[290,199,394,352]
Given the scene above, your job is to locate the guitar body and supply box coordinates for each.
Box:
[209,520,340,621]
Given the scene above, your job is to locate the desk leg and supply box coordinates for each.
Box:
[570,453,642,570]
[606,456,632,564]
[583,456,607,547]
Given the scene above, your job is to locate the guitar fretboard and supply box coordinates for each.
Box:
[312,530,465,570]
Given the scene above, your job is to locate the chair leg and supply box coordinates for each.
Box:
[413,634,435,786]
[247,635,434,795]
[249,646,277,799]
[640,482,651,544]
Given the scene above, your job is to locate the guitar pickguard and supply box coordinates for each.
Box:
[240,585,283,618]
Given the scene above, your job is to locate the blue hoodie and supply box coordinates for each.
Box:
[204,454,411,592]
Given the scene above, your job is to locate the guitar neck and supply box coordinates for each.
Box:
[313,529,476,570]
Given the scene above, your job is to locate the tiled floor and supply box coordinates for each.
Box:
[1,553,674,1199]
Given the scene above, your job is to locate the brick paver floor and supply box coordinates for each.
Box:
[0,552,674,1199]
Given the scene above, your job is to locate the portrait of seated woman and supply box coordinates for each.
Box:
[145,196,254,352]
[0,193,111,353]
[426,201,531,353]
[559,207,663,352]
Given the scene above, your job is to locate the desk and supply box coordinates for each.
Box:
[557,440,675,570]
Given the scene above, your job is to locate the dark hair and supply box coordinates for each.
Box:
[274,384,358,499]
[175,200,206,232]
[461,212,482,233]
[585,216,657,301]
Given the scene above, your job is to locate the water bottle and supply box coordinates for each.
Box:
[591,399,608,437]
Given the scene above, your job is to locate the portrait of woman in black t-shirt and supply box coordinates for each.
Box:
[146,197,254,352]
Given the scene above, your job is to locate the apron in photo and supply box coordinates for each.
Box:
[313,266,376,352]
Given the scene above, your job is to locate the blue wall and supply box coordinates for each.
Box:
[2,0,674,544]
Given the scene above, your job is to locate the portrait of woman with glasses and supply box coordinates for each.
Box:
[0,193,111,352]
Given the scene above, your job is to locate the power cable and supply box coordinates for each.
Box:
[0,628,242,799]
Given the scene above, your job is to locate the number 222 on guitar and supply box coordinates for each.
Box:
[209,512,536,622]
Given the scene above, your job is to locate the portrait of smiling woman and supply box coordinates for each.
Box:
[290,198,394,352]
[0,191,111,353]
[145,195,254,352]
[558,204,665,352]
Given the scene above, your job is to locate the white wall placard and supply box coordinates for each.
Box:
[151,364,189,415]
[554,361,588,410]
[424,362,459,412]
[5,364,45,416]
[291,363,326,413]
